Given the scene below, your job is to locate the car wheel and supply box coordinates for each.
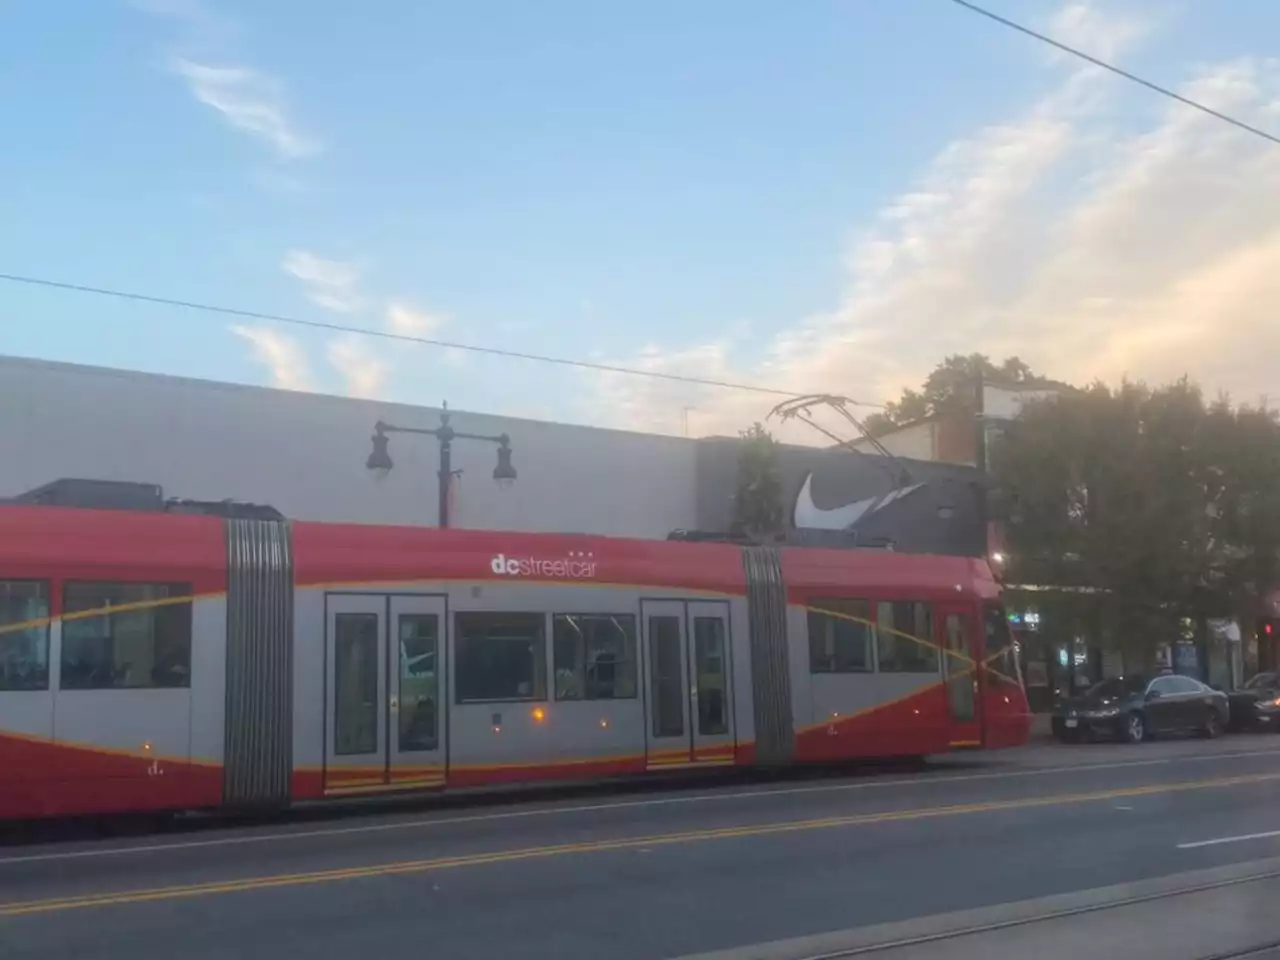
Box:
[1125,712,1146,743]
[1202,712,1223,739]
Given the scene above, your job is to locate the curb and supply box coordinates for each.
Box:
[669,854,1280,959]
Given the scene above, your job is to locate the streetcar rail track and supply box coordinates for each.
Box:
[779,868,1280,958]
[1200,941,1280,960]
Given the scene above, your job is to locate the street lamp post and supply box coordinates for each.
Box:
[366,401,516,528]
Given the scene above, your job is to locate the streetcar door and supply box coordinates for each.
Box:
[642,600,689,768]
[687,601,735,764]
[325,595,386,794]
[641,599,735,768]
[325,594,446,795]
[938,602,983,746]
[388,595,446,789]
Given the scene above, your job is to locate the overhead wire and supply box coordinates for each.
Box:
[22,2,1258,411]
[16,4,1264,412]
[0,271,883,407]
[946,0,1280,148]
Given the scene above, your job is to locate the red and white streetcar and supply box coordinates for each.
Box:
[0,493,1030,819]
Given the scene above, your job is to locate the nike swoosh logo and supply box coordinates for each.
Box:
[793,474,926,531]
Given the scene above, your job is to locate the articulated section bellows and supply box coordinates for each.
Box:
[742,547,794,766]
[224,519,294,807]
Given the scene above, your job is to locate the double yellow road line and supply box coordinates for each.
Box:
[3,771,1278,918]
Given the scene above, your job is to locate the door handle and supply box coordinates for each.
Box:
[390,697,399,712]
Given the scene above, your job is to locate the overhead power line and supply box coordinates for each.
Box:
[0,271,883,407]
[947,0,1280,148]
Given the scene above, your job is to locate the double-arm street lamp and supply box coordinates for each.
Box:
[366,401,516,528]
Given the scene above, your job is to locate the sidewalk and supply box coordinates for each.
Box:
[676,855,1280,959]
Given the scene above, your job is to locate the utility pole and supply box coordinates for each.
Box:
[974,367,989,559]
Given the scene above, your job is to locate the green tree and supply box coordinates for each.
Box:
[991,379,1250,671]
[732,423,784,537]
[1205,402,1280,631]
[864,354,1043,436]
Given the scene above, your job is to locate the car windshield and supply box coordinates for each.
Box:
[1245,672,1278,689]
[1087,677,1148,698]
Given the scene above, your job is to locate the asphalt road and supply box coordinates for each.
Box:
[3,736,1280,959]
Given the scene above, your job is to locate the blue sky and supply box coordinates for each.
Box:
[3,1,1280,438]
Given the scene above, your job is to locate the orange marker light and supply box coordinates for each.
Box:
[599,718,609,729]
[531,706,546,723]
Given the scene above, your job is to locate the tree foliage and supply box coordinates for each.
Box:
[732,423,784,537]
[863,354,1044,437]
[991,379,1280,669]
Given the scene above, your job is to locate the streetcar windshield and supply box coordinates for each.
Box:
[984,603,1023,687]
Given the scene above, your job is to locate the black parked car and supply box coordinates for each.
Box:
[1226,672,1280,732]
[1052,674,1230,743]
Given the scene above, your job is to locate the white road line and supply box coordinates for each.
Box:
[3,747,1280,866]
[1178,829,1280,850]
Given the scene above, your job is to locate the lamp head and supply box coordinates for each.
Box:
[367,428,393,480]
[493,436,516,489]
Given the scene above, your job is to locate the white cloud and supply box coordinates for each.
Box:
[171,58,319,160]
[282,250,362,313]
[589,342,736,436]
[584,5,1280,440]
[1047,1,1149,63]
[131,0,214,20]
[327,336,389,399]
[386,302,446,336]
[265,269,459,399]
[230,325,313,390]
[385,302,464,366]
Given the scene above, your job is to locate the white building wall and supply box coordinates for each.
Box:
[0,355,699,538]
[848,421,937,461]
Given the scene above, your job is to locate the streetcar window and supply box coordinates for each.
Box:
[553,614,637,701]
[649,616,685,738]
[692,617,730,736]
[61,582,192,690]
[876,601,938,673]
[456,612,547,703]
[334,613,379,756]
[807,599,873,673]
[397,614,439,752]
[0,580,50,691]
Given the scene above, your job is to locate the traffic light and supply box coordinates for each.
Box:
[1259,619,1280,671]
